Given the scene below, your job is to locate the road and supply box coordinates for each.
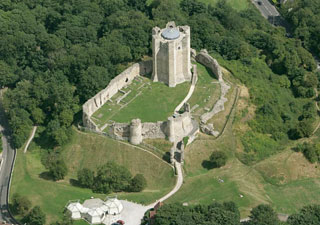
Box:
[252,0,279,19]
[251,0,320,70]
[0,92,19,224]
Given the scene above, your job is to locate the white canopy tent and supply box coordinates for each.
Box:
[67,202,83,220]
[66,197,124,225]
[84,207,106,224]
[104,198,123,215]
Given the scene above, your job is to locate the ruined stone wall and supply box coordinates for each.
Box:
[108,123,130,141]
[195,49,223,81]
[107,112,197,145]
[195,49,231,135]
[168,112,195,143]
[142,122,167,139]
[82,60,152,130]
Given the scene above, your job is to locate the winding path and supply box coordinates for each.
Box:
[23,126,37,153]
[147,161,183,208]
[174,65,198,112]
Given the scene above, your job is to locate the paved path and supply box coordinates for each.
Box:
[174,65,198,112]
[147,161,183,208]
[0,92,20,224]
[116,162,183,225]
[23,126,37,153]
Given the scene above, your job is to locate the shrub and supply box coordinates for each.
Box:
[209,151,227,168]
[294,142,320,163]
[249,204,280,225]
[130,174,147,192]
[23,206,46,225]
[93,162,132,193]
[11,193,31,216]
[77,168,94,188]
[48,159,68,181]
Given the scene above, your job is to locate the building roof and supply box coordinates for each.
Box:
[67,202,84,213]
[83,198,104,208]
[104,198,123,215]
[161,27,180,40]
[88,207,105,217]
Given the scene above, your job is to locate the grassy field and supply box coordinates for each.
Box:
[188,63,220,120]
[92,76,190,127]
[10,130,175,224]
[167,71,320,217]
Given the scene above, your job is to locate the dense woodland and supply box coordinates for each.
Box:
[150,202,320,225]
[2,0,320,224]
[280,0,320,59]
[0,0,319,149]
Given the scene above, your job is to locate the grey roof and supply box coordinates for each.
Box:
[161,27,180,40]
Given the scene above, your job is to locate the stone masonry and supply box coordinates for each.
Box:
[152,21,191,87]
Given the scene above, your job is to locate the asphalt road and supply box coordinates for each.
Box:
[252,0,279,19]
[0,95,19,224]
[252,0,320,70]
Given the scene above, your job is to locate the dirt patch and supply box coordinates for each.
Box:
[234,85,256,132]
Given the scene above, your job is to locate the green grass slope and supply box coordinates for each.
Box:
[10,130,175,224]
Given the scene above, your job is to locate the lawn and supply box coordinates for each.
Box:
[168,110,320,217]
[92,76,190,127]
[188,63,220,120]
[10,130,176,224]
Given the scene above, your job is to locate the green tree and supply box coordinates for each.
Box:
[23,206,46,225]
[130,174,147,192]
[77,168,94,188]
[11,193,31,216]
[209,151,227,168]
[0,60,18,87]
[180,0,207,16]
[48,158,68,181]
[249,204,280,225]
[93,161,132,193]
[287,205,320,225]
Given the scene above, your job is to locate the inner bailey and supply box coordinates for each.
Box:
[82,60,152,131]
[152,21,192,87]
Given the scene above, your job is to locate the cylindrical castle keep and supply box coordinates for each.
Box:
[152,21,191,87]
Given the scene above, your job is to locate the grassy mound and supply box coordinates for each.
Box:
[10,130,175,224]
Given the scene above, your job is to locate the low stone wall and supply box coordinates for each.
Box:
[104,110,197,145]
[142,122,167,139]
[195,50,231,125]
[82,60,152,130]
[196,49,223,81]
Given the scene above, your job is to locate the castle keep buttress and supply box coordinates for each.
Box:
[152,22,191,87]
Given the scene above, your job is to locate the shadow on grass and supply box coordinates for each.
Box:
[39,171,54,181]
[69,178,81,187]
[162,152,171,163]
[202,160,215,170]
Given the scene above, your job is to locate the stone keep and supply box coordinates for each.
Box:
[152,21,191,87]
